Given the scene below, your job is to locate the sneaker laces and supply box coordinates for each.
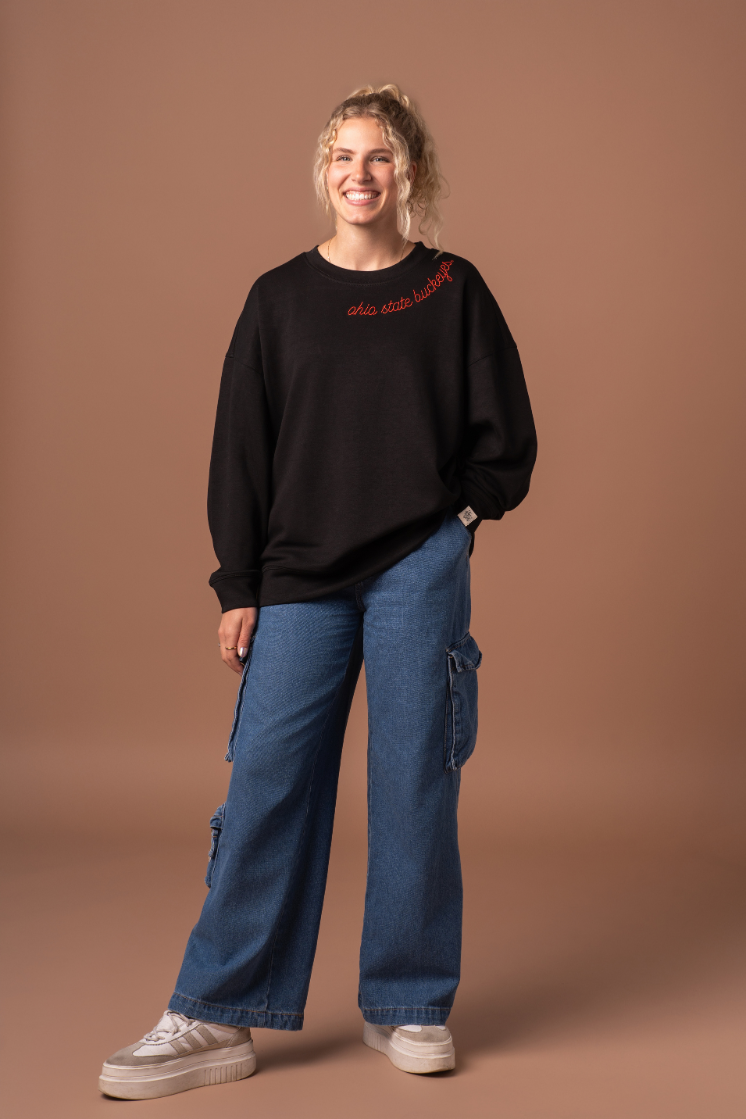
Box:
[143,1010,193,1043]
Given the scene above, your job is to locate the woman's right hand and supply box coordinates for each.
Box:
[218,607,258,675]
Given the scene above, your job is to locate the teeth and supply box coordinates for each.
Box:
[345,192,378,200]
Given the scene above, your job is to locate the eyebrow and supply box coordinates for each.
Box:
[333,147,392,155]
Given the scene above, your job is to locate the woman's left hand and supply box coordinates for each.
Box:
[218,607,257,675]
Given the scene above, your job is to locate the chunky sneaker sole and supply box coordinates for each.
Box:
[363,1022,455,1074]
[99,1040,256,1099]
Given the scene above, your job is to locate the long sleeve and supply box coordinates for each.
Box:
[457,269,537,523]
[207,287,274,611]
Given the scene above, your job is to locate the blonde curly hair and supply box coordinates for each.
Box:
[314,84,446,250]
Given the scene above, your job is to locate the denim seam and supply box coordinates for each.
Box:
[172,992,303,1017]
[225,633,257,762]
[357,1007,447,1016]
[264,623,362,1011]
[359,650,376,1009]
[446,654,457,771]
[361,736,373,1008]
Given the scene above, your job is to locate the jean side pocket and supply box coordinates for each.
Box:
[225,631,256,762]
[454,512,473,542]
[444,633,482,772]
[205,803,226,888]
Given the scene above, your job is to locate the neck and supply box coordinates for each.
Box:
[324,223,414,271]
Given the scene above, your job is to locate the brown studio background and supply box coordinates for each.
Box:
[1,2,745,1117]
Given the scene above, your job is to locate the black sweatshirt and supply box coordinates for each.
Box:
[207,242,537,610]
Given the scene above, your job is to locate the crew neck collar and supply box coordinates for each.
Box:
[304,240,431,285]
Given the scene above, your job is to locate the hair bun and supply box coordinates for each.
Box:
[346,84,411,111]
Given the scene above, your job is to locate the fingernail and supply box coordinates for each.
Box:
[239,648,246,657]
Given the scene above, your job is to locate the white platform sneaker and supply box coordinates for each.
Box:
[363,1022,456,1073]
[99,1010,256,1099]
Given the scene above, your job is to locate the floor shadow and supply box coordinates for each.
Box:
[452,850,746,1060]
[257,1030,360,1070]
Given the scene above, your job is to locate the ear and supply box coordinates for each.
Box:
[408,162,417,182]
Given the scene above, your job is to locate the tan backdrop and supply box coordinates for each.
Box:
[2,3,745,1117]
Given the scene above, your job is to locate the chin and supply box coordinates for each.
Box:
[346,202,387,217]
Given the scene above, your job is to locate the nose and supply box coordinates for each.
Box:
[351,158,371,182]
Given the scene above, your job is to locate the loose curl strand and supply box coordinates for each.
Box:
[314,84,447,251]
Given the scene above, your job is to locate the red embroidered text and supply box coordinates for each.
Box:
[381,296,413,314]
[412,260,454,303]
[346,260,455,318]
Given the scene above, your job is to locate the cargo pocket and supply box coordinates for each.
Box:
[225,632,256,762]
[444,633,482,772]
[205,803,225,888]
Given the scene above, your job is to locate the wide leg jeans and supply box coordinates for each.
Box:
[169,513,482,1030]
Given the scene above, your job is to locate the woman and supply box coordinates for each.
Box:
[100,84,536,1099]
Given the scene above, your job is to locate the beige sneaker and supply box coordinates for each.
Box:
[363,1022,455,1073]
[99,1010,256,1099]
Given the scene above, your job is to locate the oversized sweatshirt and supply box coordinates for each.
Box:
[207,241,537,610]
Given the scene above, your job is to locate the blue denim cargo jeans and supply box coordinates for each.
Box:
[168,512,482,1030]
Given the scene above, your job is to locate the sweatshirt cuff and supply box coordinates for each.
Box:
[209,570,260,612]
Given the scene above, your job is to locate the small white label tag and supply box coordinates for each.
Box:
[457,506,477,527]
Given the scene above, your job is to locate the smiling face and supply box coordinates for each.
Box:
[327,116,413,233]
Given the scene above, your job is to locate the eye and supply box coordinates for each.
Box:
[335,154,352,161]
